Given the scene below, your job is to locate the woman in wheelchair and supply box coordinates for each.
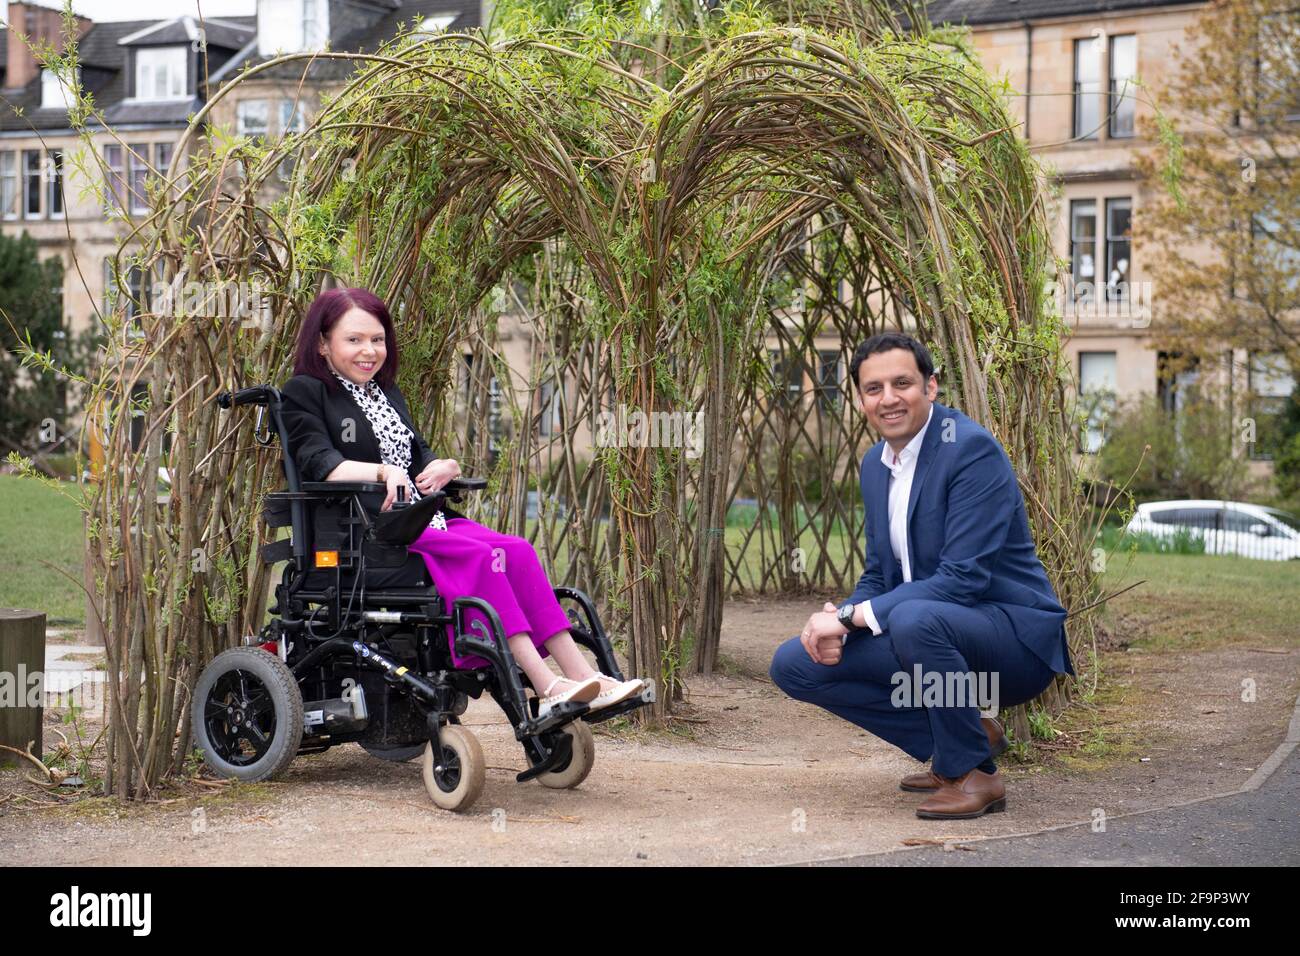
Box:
[280,287,645,718]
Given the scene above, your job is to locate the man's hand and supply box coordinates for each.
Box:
[800,601,849,665]
[414,458,461,496]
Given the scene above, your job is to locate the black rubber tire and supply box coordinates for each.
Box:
[536,720,596,790]
[422,725,485,812]
[192,647,303,783]
[360,742,425,763]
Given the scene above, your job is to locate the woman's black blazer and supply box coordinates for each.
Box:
[279,373,464,518]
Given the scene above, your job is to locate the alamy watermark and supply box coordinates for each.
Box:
[890,665,1000,717]
[150,279,274,327]
[595,404,704,459]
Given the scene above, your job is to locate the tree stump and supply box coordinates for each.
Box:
[0,608,45,766]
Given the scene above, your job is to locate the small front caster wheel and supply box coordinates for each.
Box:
[422,724,485,812]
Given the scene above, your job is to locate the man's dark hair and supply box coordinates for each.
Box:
[849,333,936,392]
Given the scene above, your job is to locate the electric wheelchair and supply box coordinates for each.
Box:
[192,384,653,811]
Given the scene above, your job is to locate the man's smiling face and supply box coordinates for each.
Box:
[854,347,939,451]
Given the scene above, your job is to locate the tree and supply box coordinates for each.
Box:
[0,231,72,459]
[1096,387,1250,502]
[1136,0,1299,379]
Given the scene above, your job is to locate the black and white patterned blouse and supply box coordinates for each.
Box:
[333,370,446,528]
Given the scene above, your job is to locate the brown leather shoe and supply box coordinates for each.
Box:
[899,770,942,792]
[898,718,1008,793]
[982,716,1009,758]
[915,768,1006,819]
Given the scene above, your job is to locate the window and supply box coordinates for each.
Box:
[102,258,118,314]
[134,47,188,100]
[23,149,42,218]
[416,14,456,35]
[1251,209,1300,291]
[538,377,563,437]
[258,0,330,56]
[103,260,148,332]
[816,349,842,411]
[279,99,306,136]
[103,144,126,213]
[129,383,149,451]
[128,147,150,215]
[236,99,269,139]
[1,152,16,220]
[1078,351,1117,453]
[1073,37,1102,140]
[1069,200,1097,302]
[41,67,79,110]
[1108,35,1137,138]
[1223,509,1265,534]
[1148,509,1179,525]
[1248,351,1296,461]
[769,349,804,405]
[1258,13,1300,122]
[125,264,148,331]
[1104,198,1132,301]
[47,149,63,218]
[1157,351,1200,415]
[302,0,326,49]
[154,142,174,186]
[1178,508,1222,532]
[277,99,306,180]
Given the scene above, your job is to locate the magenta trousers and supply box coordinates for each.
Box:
[406,517,572,668]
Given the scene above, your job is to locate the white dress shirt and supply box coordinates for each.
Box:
[846,405,933,640]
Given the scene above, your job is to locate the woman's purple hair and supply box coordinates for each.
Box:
[293,288,400,390]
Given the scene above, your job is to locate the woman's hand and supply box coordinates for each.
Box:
[381,465,414,513]
[414,458,461,496]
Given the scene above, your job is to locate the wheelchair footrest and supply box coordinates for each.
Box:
[582,679,656,725]
[518,699,589,739]
[516,733,574,783]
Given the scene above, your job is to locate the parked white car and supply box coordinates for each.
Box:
[1125,499,1300,560]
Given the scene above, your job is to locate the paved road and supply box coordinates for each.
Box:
[814,746,1300,866]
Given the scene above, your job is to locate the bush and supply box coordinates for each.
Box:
[1096,389,1248,501]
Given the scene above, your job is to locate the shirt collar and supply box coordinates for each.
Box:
[334,370,379,399]
[882,404,934,473]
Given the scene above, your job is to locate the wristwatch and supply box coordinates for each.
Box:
[836,601,856,630]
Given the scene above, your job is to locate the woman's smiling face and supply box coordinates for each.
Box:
[320,307,386,385]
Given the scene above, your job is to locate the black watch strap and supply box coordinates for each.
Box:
[837,602,856,628]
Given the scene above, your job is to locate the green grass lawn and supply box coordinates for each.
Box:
[1100,549,1300,651]
[0,475,88,626]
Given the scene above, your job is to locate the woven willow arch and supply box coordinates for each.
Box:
[86,11,1092,796]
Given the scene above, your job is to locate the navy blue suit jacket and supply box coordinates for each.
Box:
[846,401,1073,676]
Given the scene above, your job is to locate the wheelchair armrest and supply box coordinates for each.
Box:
[443,476,487,503]
[300,481,387,495]
[445,477,487,492]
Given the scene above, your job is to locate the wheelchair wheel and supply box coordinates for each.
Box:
[192,647,302,783]
[360,742,425,763]
[536,720,595,790]
[422,725,485,812]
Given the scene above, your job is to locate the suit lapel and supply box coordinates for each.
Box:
[866,442,895,587]
[904,403,947,565]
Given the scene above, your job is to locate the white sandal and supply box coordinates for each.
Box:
[536,675,600,719]
[587,674,646,712]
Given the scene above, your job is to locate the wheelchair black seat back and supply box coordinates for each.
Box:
[192,384,653,812]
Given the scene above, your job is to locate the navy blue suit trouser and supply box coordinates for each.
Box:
[770,599,1056,778]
